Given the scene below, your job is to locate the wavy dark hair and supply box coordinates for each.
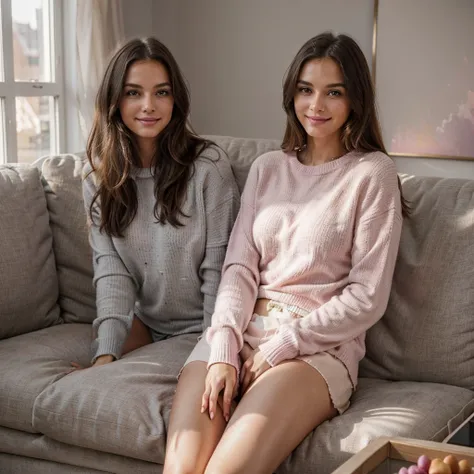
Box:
[87,37,214,237]
[282,32,409,216]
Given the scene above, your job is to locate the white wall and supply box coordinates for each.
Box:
[121,0,474,179]
[123,0,180,53]
[122,0,154,40]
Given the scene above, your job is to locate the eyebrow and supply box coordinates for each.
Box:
[123,82,171,88]
[297,80,346,88]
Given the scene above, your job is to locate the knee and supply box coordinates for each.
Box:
[204,462,232,474]
[163,460,203,474]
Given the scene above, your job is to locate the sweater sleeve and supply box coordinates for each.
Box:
[82,165,137,363]
[206,160,261,373]
[199,150,241,331]
[258,164,403,366]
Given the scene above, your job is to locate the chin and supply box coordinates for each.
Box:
[135,130,162,139]
[306,127,340,140]
[306,131,332,140]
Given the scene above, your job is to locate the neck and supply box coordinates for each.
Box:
[137,139,156,168]
[302,135,347,166]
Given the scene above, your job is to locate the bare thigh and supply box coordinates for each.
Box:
[205,360,337,474]
[163,361,227,474]
[122,315,153,355]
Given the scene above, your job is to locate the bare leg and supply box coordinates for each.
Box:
[204,360,337,474]
[163,361,227,474]
[122,315,153,355]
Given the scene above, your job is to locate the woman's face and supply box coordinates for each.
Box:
[119,59,174,146]
[294,58,351,142]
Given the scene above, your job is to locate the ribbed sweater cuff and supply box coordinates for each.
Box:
[207,328,240,374]
[258,328,298,367]
[91,319,127,364]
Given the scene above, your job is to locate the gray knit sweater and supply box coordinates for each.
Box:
[82,146,240,362]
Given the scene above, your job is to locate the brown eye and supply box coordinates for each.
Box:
[297,87,312,94]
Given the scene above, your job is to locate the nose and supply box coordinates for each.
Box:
[142,94,155,113]
[309,93,325,112]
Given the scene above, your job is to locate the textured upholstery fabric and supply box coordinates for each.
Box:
[0,324,91,433]
[41,155,96,323]
[0,165,60,339]
[360,175,474,390]
[33,333,198,463]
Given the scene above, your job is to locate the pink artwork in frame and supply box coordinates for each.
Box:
[373,0,474,160]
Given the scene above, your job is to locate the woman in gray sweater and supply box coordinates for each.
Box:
[81,37,239,368]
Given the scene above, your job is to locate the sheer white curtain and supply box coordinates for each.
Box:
[76,0,125,141]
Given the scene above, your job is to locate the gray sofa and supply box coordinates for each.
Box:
[1,135,473,474]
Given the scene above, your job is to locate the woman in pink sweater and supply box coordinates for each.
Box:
[163,32,407,474]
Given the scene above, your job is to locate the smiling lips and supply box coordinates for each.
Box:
[136,117,160,126]
[306,116,331,125]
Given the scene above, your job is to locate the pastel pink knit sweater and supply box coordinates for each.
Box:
[207,149,403,386]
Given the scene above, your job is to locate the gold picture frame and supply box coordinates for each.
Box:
[372,0,474,161]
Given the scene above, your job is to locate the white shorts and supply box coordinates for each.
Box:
[183,300,354,414]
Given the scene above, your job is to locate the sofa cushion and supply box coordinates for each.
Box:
[205,135,280,192]
[41,155,96,324]
[360,175,474,390]
[32,333,197,463]
[0,165,61,339]
[32,366,474,473]
[0,453,106,474]
[0,426,160,474]
[0,324,91,433]
[277,377,474,474]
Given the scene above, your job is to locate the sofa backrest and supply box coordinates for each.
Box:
[0,165,61,339]
[40,155,96,324]
[34,136,474,390]
[205,135,281,191]
[359,174,474,390]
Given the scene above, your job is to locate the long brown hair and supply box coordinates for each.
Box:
[282,32,409,216]
[87,37,214,237]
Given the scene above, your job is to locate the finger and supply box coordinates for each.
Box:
[241,376,248,396]
[233,382,240,401]
[241,367,254,396]
[240,363,247,384]
[253,367,263,384]
[222,378,234,422]
[70,362,83,369]
[254,361,270,382]
[208,379,223,420]
[216,394,224,412]
[201,382,211,414]
[240,343,252,362]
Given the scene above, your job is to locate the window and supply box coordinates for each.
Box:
[0,0,64,164]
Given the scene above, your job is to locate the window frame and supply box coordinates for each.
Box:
[0,0,65,164]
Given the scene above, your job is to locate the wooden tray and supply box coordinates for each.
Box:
[332,437,474,474]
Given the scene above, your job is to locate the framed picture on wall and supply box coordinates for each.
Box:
[373,0,474,160]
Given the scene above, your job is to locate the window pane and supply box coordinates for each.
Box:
[11,0,52,82]
[16,96,56,163]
